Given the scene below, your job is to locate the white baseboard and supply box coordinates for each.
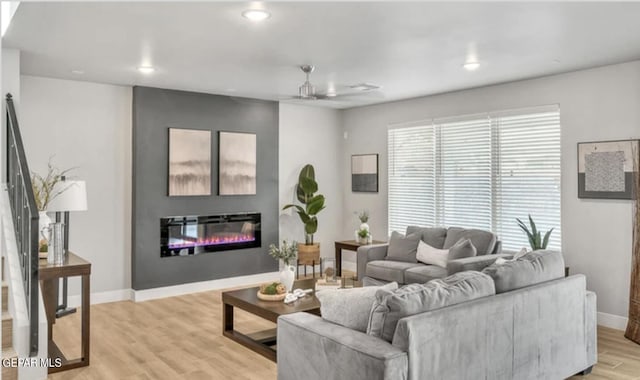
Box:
[64,272,280,306]
[132,271,280,302]
[597,311,628,331]
[67,288,133,308]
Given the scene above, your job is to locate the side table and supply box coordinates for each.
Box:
[39,252,91,373]
[334,240,385,277]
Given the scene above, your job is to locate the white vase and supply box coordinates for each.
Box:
[280,264,295,292]
[38,211,51,240]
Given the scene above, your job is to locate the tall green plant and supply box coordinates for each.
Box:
[283,164,326,245]
[516,214,554,250]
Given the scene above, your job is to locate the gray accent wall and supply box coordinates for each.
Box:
[132,86,278,290]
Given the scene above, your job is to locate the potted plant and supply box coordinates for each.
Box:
[516,215,554,250]
[354,210,371,244]
[282,164,325,265]
[268,240,298,292]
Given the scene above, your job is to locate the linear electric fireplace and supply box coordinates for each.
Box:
[160,212,261,257]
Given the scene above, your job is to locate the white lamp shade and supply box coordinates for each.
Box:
[47,180,88,212]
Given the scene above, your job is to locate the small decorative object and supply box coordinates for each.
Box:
[578,139,639,200]
[257,282,287,301]
[626,144,640,344]
[516,215,554,251]
[351,154,378,192]
[355,210,371,244]
[283,164,325,267]
[322,258,336,282]
[218,131,257,195]
[269,240,298,292]
[31,159,75,254]
[315,278,342,291]
[168,128,212,196]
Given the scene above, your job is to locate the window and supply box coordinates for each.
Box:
[388,106,561,251]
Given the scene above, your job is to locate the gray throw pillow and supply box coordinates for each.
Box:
[447,238,477,260]
[482,250,564,293]
[316,282,398,332]
[406,226,447,249]
[385,231,421,263]
[367,271,495,342]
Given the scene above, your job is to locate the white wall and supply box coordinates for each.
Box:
[20,75,132,298]
[342,61,640,323]
[279,103,344,261]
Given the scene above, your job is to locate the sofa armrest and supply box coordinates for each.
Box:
[357,244,389,281]
[447,253,513,275]
[277,312,408,380]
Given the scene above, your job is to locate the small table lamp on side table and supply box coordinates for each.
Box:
[46,179,88,318]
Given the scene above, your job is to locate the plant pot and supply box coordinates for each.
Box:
[297,243,320,265]
[38,211,51,259]
[279,264,296,293]
[358,237,368,245]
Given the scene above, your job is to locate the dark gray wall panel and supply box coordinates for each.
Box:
[132,86,278,290]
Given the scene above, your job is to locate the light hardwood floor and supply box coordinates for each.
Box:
[49,285,640,380]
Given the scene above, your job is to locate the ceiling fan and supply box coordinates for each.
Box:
[292,65,382,101]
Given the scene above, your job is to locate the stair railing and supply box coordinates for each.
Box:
[5,93,39,357]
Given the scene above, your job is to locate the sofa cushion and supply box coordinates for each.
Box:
[443,227,497,255]
[482,250,564,293]
[404,265,448,284]
[367,271,495,342]
[316,282,398,332]
[366,260,424,284]
[447,238,477,260]
[416,240,448,268]
[386,231,421,263]
[406,226,447,249]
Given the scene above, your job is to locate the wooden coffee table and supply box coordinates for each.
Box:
[222,278,320,362]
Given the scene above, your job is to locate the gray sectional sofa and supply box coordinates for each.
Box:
[277,250,597,380]
[357,225,507,284]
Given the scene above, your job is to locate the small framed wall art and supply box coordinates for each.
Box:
[351,154,379,193]
[218,131,257,195]
[577,139,639,200]
[168,128,212,196]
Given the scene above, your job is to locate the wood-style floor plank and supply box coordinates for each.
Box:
[48,283,640,380]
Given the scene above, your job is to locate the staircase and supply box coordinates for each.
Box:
[2,257,18,380]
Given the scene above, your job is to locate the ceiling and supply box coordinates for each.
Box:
[5,2,640,109]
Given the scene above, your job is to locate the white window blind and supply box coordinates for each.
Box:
[493,109,561,251]
[388,106,561,252]
[388,124,435,233]
[437,116,492,231]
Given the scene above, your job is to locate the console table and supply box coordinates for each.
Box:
[334,240,385,277]
[39,252,91,373]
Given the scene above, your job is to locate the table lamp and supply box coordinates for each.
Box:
[47,179,88,317]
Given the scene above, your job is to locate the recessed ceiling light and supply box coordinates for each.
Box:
[241,9,271,22]
[137,66,156,74]
[463,62,480,71]
[71,70,84,75]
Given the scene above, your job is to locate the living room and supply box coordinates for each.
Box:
[1,1,640,379]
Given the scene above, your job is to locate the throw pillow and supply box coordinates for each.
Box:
[482,250,564,293]
[385,231,421,263]
[447,238,477,260]
[367,271,495,342]
[416,240,449,268]
[316,282,398,332]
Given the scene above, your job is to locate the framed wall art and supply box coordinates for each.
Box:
[578,139,639,200]
[168,128,212,196]
[352,154,379,193]
[218,131,257,195]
